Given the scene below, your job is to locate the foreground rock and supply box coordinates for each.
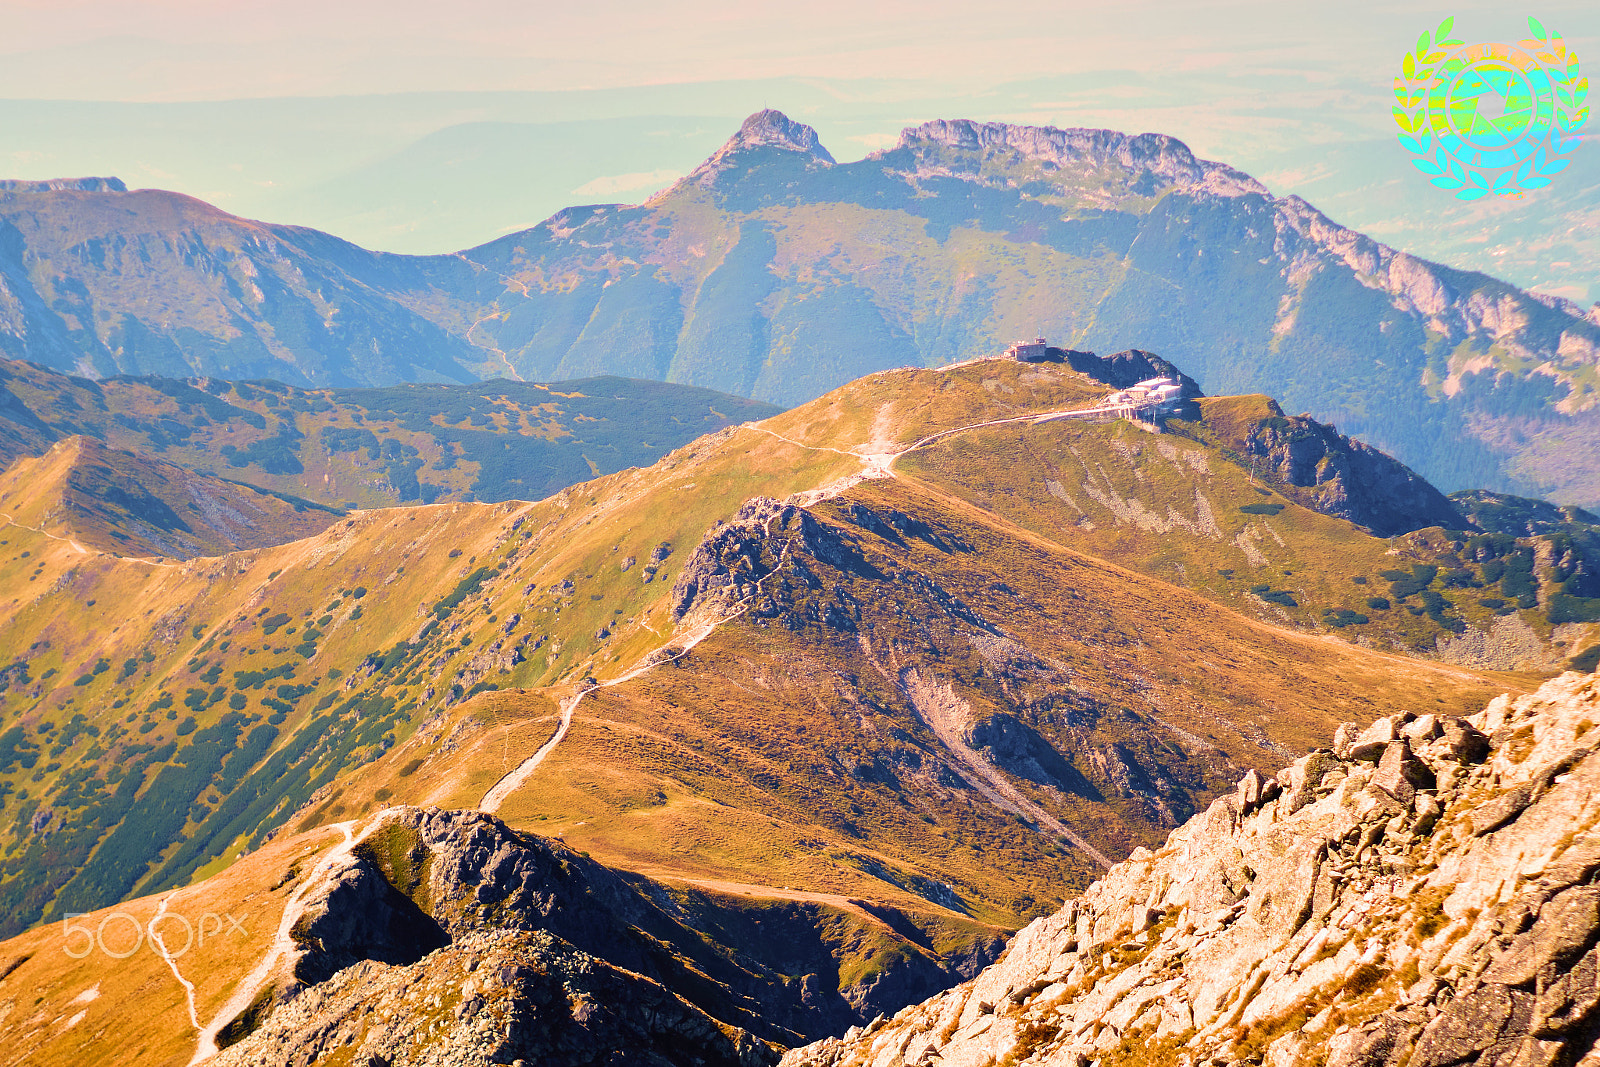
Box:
[214,807,1000,1066]
[782,670,1600,1067]
[216,928,771,1067]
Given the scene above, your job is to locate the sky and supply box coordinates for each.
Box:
[0,0,1595,298]
[3,1,1584,101]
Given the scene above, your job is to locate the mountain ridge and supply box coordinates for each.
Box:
[0,353,1574,1066]
[0,358,781,510]
[0,434,342,559]
[3,111,1599,505]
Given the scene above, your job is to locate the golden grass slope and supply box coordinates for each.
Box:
[0,355,1551,1065]
[0,437,340,560]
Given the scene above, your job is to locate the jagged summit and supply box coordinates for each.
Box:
[889,119,1268,198]
[0,176,126,193]
[785,669,1600,1067]
[683,108,835,187]
[730,109,835,161]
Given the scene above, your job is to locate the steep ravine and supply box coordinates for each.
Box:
[783,669,1600,1067]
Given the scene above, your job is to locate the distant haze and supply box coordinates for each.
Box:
[0,1,1594,299]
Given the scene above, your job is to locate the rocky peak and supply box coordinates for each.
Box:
[729,109,835,161]
[889,120,1267,198]
[217,805,998,1065]
[783,668,1600,1067]
[1215,407,1467,537]
[0,177,126,193]
[684,109,835,188]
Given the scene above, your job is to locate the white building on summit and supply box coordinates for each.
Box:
[1106,377,1184,411]
[1006,337,1050,362]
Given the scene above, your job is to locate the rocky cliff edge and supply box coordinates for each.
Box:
[782,669,1600,1067]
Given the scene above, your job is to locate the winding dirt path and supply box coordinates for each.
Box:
[0,510,89,556]
[151,892,201,1033]
[193,383,1146,1057]
[189,819,365,1064]
[478,524,797,813]
[0,509,176,567]
[479,391,1136,814]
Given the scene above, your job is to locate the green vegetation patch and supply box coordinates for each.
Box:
[432,566,496,619]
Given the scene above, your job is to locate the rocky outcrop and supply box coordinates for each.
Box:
[685,109,836,188]
[782,670,1600,1067]
[670,497,868,629]
[1212,401,1466,536]
[216,929,772,1067]
[222,806,998,1065]
[1024,347,1205,402]
[894,121,1266,200]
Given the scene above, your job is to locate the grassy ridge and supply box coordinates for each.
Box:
[0,356,1559,1066]
[0,358,781,510]
[0,357,1560,946]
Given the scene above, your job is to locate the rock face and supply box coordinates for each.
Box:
[219,807,1000,1065]
[1046,348,1204,404]
[685,109,837,187]
[217,929,773,1067]
[1208,400,1466,536]
[669,497,867,630]
[896,122,1267,200]
[781,670,1600,1067]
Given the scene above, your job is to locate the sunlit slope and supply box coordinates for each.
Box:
[0,359,780,509]
[902,390,1600,666]
[354,454,1518,930]
[0,432,854,935]
[0,436,341,559]
[0,355,1543,945]
[0,360,1087,936]
[0,356,1545,1066]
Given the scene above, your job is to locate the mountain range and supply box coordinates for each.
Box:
[1,346,1597,1066]
[3,108,1600,1067]
[3,111,1599,508]
[0,357,778,512]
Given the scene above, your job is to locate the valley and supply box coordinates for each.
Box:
[0,350,1590,1065]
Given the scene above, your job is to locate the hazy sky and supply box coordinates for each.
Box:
[1,0,1594,299]
[3,0,1592,102]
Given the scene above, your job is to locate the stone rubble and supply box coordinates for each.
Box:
[781,670,1600,1067]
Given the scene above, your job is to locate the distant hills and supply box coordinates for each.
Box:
[3,111,1599,507]
[0,358,779,509]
